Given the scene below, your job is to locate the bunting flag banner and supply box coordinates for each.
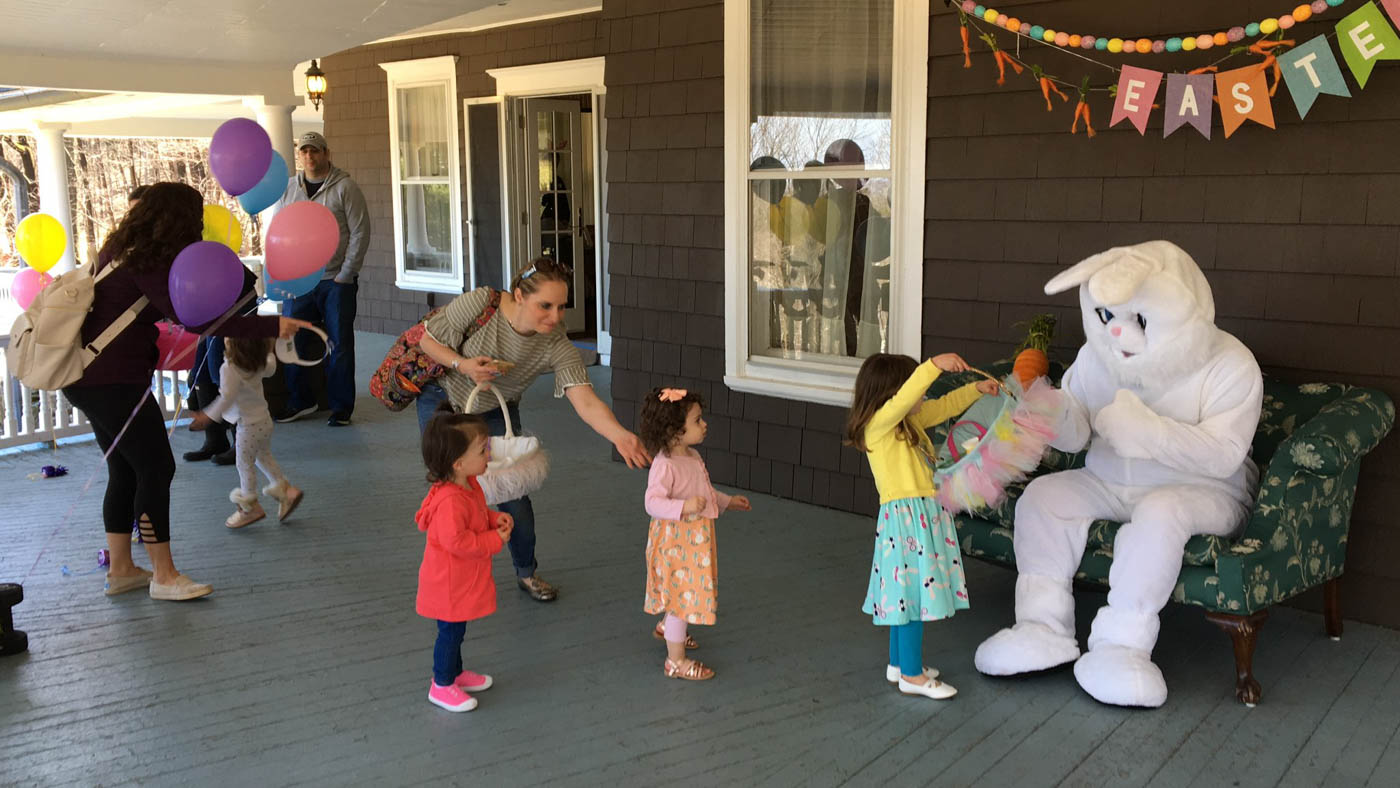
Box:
[1279,35,1352,117]
[1216,64,1277,137]
[1336,1,1400,87]
[1163,73,1215,138]
[949,2,1400,141]
[1111,65,1164,134]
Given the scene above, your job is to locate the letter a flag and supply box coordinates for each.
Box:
[1163,73,1214,139]
[1111,66,1163,134]
[1279,36,1352,118]
[1337,1,1400,88]
[1216,64,1275,138]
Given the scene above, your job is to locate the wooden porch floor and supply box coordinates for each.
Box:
[3,334,1399,787]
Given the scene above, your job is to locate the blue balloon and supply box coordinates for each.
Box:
[238,153,289,215]
[264,268,323,301]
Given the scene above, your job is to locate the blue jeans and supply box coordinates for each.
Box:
[432,620,467,687]
[190,336,225,387]
[888,621,924,677]
[417,382,538,579]
[282,278,358,415]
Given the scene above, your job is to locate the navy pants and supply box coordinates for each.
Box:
[432,620,467,687]
[282,278,358,415]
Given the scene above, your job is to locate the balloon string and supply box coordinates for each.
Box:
[23,288,263,584]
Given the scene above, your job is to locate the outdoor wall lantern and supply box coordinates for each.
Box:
[305,60,327,110]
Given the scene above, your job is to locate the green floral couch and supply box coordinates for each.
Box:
[928,360,1395,704]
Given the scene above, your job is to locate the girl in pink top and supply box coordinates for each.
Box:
[640,387,752,681]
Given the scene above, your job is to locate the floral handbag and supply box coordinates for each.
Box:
[368,288,500,412]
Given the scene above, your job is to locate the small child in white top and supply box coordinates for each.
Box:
[190,337,304,528]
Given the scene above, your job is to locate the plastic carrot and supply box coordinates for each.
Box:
[1040,76,1068,112]
[993,50,1023,85]
[1011,314,1056,387]
[961,21,972,68]
[1249,40,1294,96]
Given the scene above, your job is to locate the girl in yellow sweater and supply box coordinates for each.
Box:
[845,353,998,699]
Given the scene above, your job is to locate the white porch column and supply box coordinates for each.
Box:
[254,103,297,172]
[33,122,75,273]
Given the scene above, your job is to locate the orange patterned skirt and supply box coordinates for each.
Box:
[643,516,717,625]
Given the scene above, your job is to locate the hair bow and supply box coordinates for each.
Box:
[658,388,687,402]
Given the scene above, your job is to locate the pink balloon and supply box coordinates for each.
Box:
[11,267,53,309]
[155,321,196,371]
[264,201,339,281]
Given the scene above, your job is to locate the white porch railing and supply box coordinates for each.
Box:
[0,333,189,451]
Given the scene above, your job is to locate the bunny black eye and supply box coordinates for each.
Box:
[1137,313,1147,331]
[1095,307,1113,325]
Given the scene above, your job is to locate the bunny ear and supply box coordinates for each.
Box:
[1043,248,1124,295]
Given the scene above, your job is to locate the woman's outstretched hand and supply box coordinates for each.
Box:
[614,431,651,469]
[277,317,315,339]
[975,379,1001,395]
[930,353,969,373]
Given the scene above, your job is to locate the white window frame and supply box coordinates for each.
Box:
[723,0,929,406]
[382,55,465,294]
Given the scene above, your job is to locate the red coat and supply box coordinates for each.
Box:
[415,479,506,622]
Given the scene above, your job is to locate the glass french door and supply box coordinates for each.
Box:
[523,98,586,333]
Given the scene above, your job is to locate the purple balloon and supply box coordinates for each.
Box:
[168,241,246,326]
[210,118,273,197]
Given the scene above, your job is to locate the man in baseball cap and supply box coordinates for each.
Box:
[270,130,370,427]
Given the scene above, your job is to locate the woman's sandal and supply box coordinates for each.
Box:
[653,622,699,650]
[663,658,715,681]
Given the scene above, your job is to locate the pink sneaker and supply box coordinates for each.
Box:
[427,681,477,712]
[454,670,493,692]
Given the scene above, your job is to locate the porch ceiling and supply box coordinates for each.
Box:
[0,0,501,99]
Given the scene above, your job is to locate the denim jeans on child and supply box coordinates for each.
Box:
[433,619,467,687]
[417,382,538,580]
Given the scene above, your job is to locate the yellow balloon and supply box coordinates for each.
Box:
[15,213,66,273]
[202,204,243,253]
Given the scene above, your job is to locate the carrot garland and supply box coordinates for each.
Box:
[1033,65,1069,112]
[1249,39,1295,96]
[961,20,972,68]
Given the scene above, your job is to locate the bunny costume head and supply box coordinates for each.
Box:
[975,241,1264,708]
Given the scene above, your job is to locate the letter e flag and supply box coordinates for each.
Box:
[1111,65,1163,135]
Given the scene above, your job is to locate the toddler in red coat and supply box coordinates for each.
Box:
[417,403,514,712]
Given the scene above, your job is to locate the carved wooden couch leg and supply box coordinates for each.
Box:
[1205,609,1268,706]
[1324,577,1343,640]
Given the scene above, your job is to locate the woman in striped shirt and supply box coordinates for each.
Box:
[417,258,650,601]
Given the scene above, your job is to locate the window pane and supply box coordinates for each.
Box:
[553,112,571,150]
[396,84,450,178]
[401,183,453,274]
[749,0,892,169]
[749,177,891,360]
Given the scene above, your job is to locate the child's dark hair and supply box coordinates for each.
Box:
[639,387,704,455]
[845,353,921,453]
[224,337,274,375]
[421,401,491,483]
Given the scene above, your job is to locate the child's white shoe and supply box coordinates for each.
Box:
[227,489,265,529]
[262,481,304,522]
[886,665,940,683]
[897,675,957,699]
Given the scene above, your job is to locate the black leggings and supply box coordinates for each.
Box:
[64,384,175,543]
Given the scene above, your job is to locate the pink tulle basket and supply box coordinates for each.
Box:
[931,370,1059,515]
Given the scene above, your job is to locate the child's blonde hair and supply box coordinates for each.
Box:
[224,337,274,375]
[844,353,921,453]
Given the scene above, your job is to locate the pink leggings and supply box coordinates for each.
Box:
[662,614,688,644]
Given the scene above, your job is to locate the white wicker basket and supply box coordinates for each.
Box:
[465,385,549,506]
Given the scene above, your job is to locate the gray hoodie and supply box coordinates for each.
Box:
[272,165,371,284]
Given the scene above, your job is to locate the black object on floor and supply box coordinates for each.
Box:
[0,582,27,656]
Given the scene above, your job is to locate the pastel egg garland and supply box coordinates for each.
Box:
[957,0,1346,55]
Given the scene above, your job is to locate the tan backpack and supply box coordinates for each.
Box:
[6,261,147,391]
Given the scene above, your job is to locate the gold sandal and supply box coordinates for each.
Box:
[663,658,714,681]
[653,622,699,650]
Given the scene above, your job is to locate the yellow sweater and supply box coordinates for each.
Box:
[863,360,983,504]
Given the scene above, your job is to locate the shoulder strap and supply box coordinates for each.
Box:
[464,287,501,341]
[86,258,149,354]
[87,295,149,354]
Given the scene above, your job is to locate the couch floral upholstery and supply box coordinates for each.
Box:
[928,361,1395,616]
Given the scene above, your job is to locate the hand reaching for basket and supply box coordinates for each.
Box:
[975,379,1001,395]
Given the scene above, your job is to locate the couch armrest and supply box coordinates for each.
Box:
[1269,388,1395,477]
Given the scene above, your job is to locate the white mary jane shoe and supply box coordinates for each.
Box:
[886,665,940,683]
[897,676,958,699]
